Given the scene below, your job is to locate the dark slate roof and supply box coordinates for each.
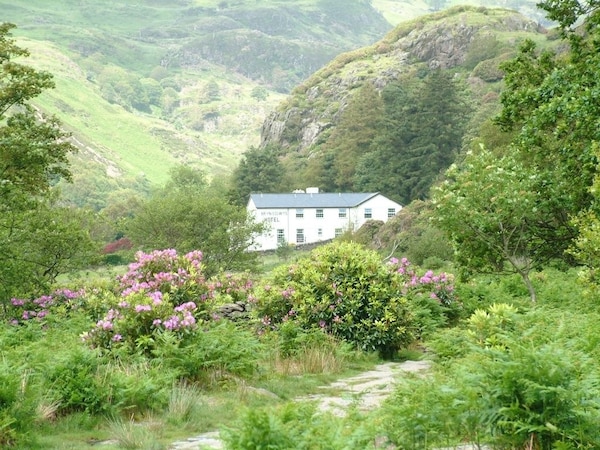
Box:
[249,192,381,209]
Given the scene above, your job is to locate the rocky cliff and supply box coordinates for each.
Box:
[259,6,547,155]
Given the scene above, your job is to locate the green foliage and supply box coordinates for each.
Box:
[307,82,384,191]
[0,24,96,304]
[228,145,286,207]
[355,71,470,204]
[222,402,375,450]
[155,320,261,382]
[44,347,111,415]
[83,249,211,355]
[253,242,416,357]
[0,359,37,447]
[253,242,456,357]
[382,320,600,450]
[126,180,264,275]
[365,200,453,265]
[492,14,600,279]
[433,145,565,302]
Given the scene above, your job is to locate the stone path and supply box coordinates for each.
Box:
[168,359,431,450]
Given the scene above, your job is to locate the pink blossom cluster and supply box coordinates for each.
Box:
[163,310,196,331]
[8,288,85,324]
[207,271,254,304]
[389,257,456,306]
[117,249,205,296]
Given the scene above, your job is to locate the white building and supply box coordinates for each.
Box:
[247,188,402,251]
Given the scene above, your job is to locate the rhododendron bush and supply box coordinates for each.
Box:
[83,249,253,355]
[253,242,458,357]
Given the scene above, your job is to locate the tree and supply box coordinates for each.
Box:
[433,146,564,302]
[126,170,265,275]
[491,2,600,271]
[355,71,469,204]
[164,165,207,194]
[319,82,384,191]
[228,145,285,207]
[0,23,92,302]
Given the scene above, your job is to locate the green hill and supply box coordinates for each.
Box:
[256,6,556,203]
[1,0,552,209]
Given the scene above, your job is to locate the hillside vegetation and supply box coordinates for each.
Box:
[3,0,548,210]
[4,1,600,448]
[238,6,553,205]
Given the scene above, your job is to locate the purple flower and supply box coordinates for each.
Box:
[135,304,152,313]
[96,319,113,330]
[112,334,122,342]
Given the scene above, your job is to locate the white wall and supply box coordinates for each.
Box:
[249,195,402,251]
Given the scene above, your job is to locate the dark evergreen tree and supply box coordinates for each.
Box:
[326,83,384,190]
[355,71,469,204]
[228,145,285,206]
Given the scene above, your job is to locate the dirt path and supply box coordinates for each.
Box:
[168,359,431,450]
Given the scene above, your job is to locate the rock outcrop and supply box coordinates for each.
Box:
[259,6,546,155]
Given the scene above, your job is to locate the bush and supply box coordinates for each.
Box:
[44,347,112,415]
[253,242,457,357]
[83,249,254,356]
[154,320,261,382]
[380,301,600,450]
[0,360,38,447]
[253,242,415,357]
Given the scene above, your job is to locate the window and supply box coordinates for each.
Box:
[296,208,304,218]
[296,229,305,244]
[338,208,347,218]
[364,208,372,219]
[318,228,323,238]
[316,209,324,218]
[277,229,285,244]
[335,228,343,237]
[388,208,396,218]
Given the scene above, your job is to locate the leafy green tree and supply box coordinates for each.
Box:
[433,146,562,302]
[126,171,265,275]
[164,165,207,194]
[0,23,94,302]
[228,145,285,207]
[250,86,268,101]
[489,2,600,276]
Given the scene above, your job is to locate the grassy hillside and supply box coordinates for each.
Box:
[17,37,285,208]
[1,0,392,208]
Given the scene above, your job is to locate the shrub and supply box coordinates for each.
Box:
[0,360,38,447]
[83,290,201,355]
[154,320,261,382]
[472,342,600,449]
[5,288,86,324]
[85,249,242,355]
[253,242,415,357]
[381,305,600,450]
[253,242,456,357]
[44,347,112,415]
